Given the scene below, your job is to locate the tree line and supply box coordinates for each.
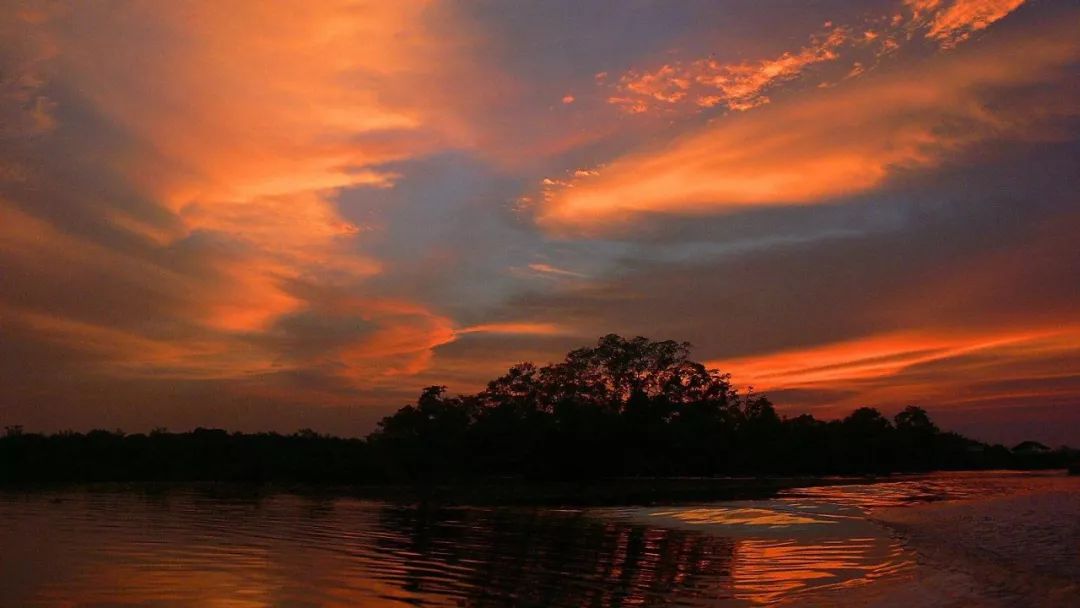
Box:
[1,335,1074,484]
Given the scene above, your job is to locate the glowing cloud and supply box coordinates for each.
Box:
[714,326,1080,417]
[715,329,1057,389]
[3,0,578,404]
[1,0,1078,442]
[540,18,1080,233]
[907,0,1028,48]
[0,2,477,384]
[526,263,588,279]
[457,322,567,336]
[605,0,1030,117]
[609,26,848,114]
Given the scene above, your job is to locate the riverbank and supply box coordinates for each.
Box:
[0,475,873,507]
[6,469,1069,507]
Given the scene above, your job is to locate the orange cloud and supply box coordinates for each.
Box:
[906,0,1027,48]
[714,326,1080,415]
[336,302,458,379]
[334,318,567,383]
[5,1,601,403]
[0,2,485,385]
[716,329,1053,388]
[457,322,567,336]
[605,0,1030,118]
[1,201,407,385]
[610,26,848,114]
[2,305,275,380]
[41,2,453,322]
[539,16,1080,233]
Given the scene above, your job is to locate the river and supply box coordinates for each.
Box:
[1,471,1076,606]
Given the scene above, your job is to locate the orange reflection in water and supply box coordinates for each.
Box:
[631,500,913,604]
[731,536,911,605]
[0,489,924,607]
[650,506,835,527]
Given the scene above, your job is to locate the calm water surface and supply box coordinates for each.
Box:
[0,471,1074,607]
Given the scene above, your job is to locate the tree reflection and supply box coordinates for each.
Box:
[374,503,739,607]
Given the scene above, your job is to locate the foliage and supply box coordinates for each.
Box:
[2,335,1074,484]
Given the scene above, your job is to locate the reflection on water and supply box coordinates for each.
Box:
[732,537,909,604]
[775,469,1067,510]
[648,506,834,526]
[600,499,912,604]
[0,490,904,607]
[0,472,1063,607]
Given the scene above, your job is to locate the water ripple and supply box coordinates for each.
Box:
[1,472,1067,607]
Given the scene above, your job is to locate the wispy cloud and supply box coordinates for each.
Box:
[526,263,588,279]
[907,0,1028,48]
[716,326,1080,423]
[608,26,849,114]
[1,0,1077,443]
[603,0,1031,119]
[539,16,1079,233]
[457,322,568,336]
[0,2,479,386]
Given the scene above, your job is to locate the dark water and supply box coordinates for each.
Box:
[0,472,1074,607]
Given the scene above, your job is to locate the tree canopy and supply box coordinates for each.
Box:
[365,335,1070,479]
[2,335,1074,484]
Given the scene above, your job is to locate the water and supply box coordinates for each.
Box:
[0,471,1075,607]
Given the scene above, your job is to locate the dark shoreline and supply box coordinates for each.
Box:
[1,471,1067,506]
[0,475,872,506]
[6,337,1077,487]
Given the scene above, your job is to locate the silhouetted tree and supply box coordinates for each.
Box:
[363,336,1074,479]
[894,406,938,433]
[893,406,938,471]
[3,336,1074,485]
[371,386,473,479]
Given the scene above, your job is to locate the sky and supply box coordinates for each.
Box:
[2,0,1079,445]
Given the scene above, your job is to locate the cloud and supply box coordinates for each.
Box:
[1,0,1077,446]
[714,327,1077,394]
[0,1,484,392]
[500,173,1080,442]
[1,304,273,381]
[722,324,1080,447]
[608,26,849,114]
[526,263,588,279]
[457,322,567,336]
[907,0,1028,48]
[603,0,1031,118]
[538,15,1080,233]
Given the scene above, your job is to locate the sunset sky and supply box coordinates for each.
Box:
[2,0,1079,445]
